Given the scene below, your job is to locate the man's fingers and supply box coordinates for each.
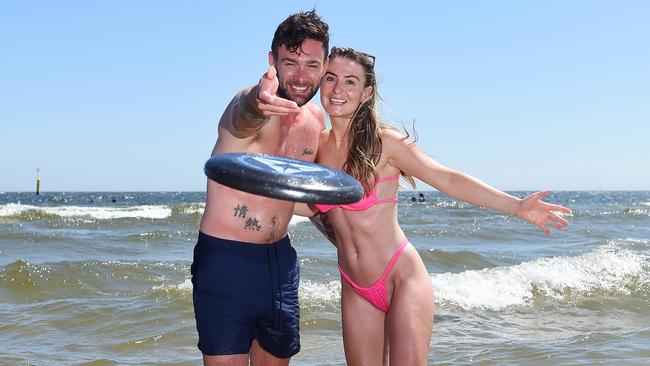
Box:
[257,90,273,103]
[257,67,279,97]
[259,105,300,116]
[259,91,298,109]
[256,98,300,115]
[264,66,277,80]
[262,111,296,117]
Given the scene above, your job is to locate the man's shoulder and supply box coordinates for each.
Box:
[301,102,324,115]
[302,102,326,128]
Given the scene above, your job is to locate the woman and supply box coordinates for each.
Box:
[305,47,571,365]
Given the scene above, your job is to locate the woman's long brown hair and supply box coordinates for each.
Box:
[330,47,416,195]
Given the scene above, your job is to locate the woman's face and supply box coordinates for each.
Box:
[320,56,373,119]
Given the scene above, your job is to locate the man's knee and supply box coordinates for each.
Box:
[250,340,291,366]
[203,353,249,366]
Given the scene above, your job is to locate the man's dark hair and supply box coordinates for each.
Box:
[271,10,329,60]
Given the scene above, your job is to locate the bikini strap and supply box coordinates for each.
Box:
[378,239,410,282]
[337,262,354,285]
[374,175,400,204]
[377,174,400,183]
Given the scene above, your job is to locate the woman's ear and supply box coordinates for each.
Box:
[362,85,373,103]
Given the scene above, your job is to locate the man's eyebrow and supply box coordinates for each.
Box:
[280,57,322,65]
[324,71,361,81]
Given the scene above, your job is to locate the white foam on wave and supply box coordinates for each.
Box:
[431,244,648,311]
[624,208,650,216]
[153,277,341,308]
[0,203,25,217]
[179,278,193,290]
[152,278,193,292]
[299,279,341,306]
[182,203,205,215]
[147,245,648,312]
[0,203,172,219]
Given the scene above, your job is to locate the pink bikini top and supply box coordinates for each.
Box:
[314,175,400,213]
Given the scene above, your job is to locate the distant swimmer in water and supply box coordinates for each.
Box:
[418,193,425,202]
[299,47,573,366]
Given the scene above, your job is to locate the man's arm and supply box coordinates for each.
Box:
[228,86,269,137]
[308,211,338,248]
[294,202,316,217]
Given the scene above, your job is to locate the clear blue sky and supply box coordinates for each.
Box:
[1,1,648,192]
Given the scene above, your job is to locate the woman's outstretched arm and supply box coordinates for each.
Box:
[384,129,571,234]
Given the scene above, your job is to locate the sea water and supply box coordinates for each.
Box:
[1,191,648,365]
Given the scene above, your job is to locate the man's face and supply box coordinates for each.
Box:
[270,39,327,107]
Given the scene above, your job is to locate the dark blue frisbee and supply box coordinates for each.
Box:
[204,152,363,204]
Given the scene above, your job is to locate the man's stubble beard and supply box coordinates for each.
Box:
[277,82,320,107]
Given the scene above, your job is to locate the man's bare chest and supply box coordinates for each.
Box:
[279,120,320,161]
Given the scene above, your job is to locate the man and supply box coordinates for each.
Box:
[192,10,329,366]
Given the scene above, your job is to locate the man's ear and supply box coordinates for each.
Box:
[321,58,329,77]
[268,51,275,66]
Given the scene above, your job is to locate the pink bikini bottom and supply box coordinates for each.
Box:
[338,239,410,312]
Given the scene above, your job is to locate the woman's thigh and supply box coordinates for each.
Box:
[386,274,434,366]
[341,280,386,366]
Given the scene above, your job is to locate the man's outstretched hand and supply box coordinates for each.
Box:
[252,66,300,117]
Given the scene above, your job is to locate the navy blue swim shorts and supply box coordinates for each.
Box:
[191,231,300,358]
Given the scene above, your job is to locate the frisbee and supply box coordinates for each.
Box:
[204,152,364,204]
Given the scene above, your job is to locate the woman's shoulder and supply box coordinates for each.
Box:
[319,128,332,139]
[379,125,420,166]
[380,126,414,147]
[381,126,404,139]
[317,129,333,148]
